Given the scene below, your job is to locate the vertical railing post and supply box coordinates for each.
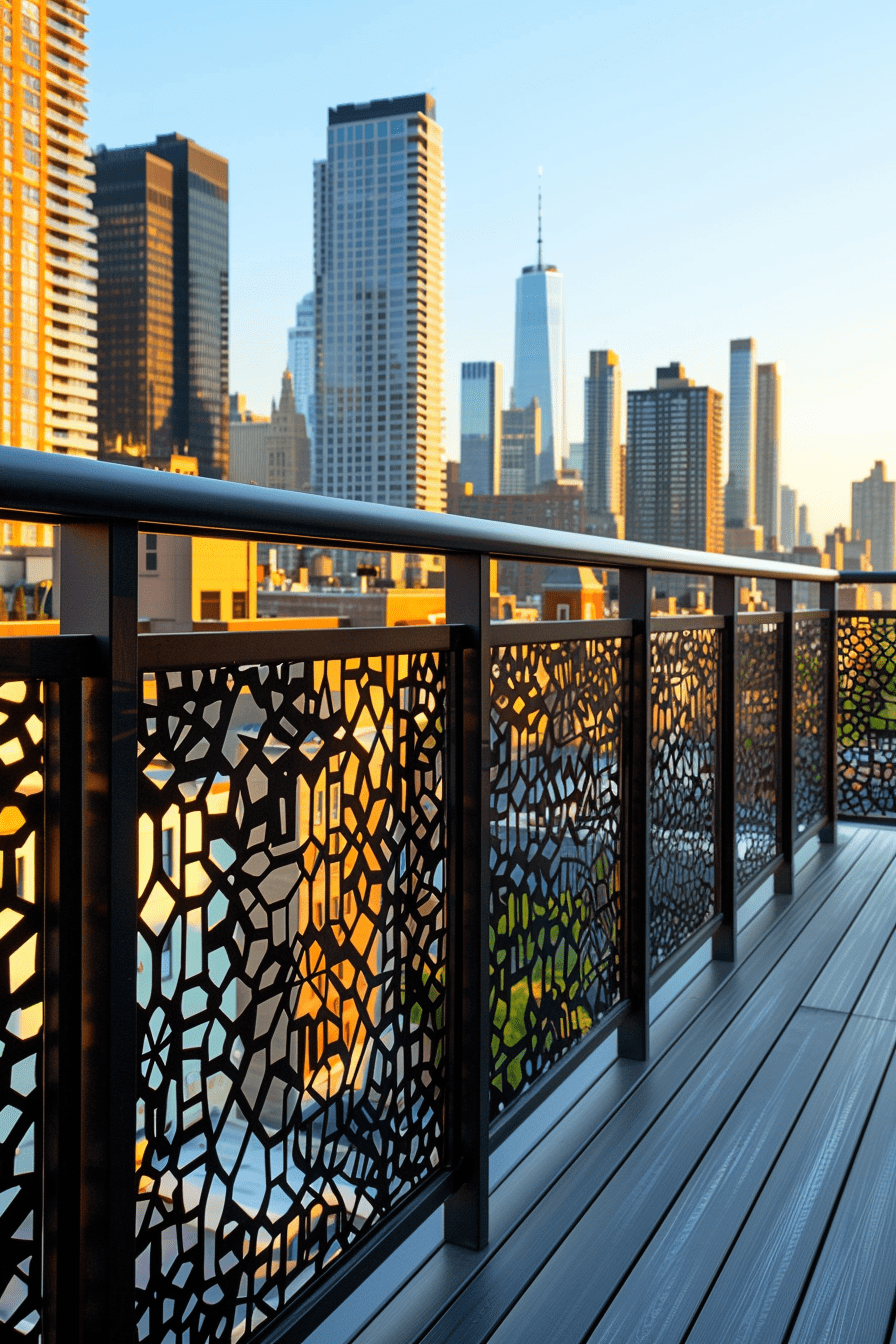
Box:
[43,673,85,1344]
[775,578,795,895]
[618,566,651,1062]
[59,521,139,1341]
[443,552,490,1250]
[820,579,839,845]
[713,573,737,961]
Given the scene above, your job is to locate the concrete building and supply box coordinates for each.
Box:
[780,484,797,551]
[1,0,97,455]
[724,338,756,528]
[626,362,724,554]
[852,461,895,604]
[798,503,812,547]
[500,398,541,495]
[459,361,502,495]
[228,374,311,494]
[313,94,445,511]
[512,180,566,483]
[755,362,781,547]
[584,350,624,537]
[93,134,229,478]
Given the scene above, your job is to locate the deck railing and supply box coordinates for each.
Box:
[0,445,863,1342]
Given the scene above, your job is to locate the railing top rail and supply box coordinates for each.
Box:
[840,571,896,583]
[0,445,836,582]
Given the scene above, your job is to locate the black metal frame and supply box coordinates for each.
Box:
[0,445,846,1344]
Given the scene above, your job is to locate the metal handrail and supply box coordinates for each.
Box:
[0,445,836,582]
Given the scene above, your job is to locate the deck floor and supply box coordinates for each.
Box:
[344,824,896,1344]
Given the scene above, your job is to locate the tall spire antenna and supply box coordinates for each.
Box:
[537,166,543,269]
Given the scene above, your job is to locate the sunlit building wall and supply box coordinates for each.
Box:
[460,360,502,494]
[755,361,781,546]
[724,337,756,528]
[584,349,622,517]
[314,93,445,511]
[780,484,797,551]
[513,259,566,484]
[627,362,723,553]
[1,0,97,455]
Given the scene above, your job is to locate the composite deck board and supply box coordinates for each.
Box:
[787,1042,896,1344]
[344,827,896,1344]
[636,1015,896,1344]
[803,854,896,1013]
[855,922,896,1023]
[399,833,882,1344]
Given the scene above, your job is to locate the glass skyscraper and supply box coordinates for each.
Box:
[314,93,445,511]
[512,204,566,484]
[93,134,230,478]
[724,337,756,529]
[460,360,502,494]
[287,291,315,442]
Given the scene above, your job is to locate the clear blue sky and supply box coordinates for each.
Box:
[88,0,894,540]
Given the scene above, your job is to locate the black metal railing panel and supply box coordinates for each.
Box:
[488,636,625,1118]
[736,618,782,892]
[838,613,896,820]
[650,625,720,970]
[135,652,449,1341]
[0,677,44,1336]
[794,615,829,834]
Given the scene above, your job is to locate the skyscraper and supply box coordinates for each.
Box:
[626,362,723,553]
[852,461,895,572]
[287,292,314,433]
[501,397,541,495]
[780,484,797,551]
[584,350,622,522]
[93,134,229,478]
[755,362,781,546]
[314,94,445,510]
[460,361,502,494]
[724,337,756,528]
[1,0,97,455]
[512,180,566,483]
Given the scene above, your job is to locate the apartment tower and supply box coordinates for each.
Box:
[512,179,566,483]
[626,362,724,553]
[780,484,797,551]
[314,94,445,510]
[501,397,541,495]
[460,360,502,494]
[287,291,314,439]
[584,349,622,522]
[92,134,229,478]
[1,0,97,455]
[755,362,781,547]
[724,337,756,528]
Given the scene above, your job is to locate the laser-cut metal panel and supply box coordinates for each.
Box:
[650,629,719,970]
[736,623,781,891]
[794,617,828,833]
[135,653,448,1343]
[0,679,44,1337]
[838,614,896,819]
[489,638,624,1119]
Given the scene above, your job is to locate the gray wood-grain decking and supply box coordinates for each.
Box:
[338,824,896,1344]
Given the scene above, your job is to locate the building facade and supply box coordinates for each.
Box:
[626,362,723,553]
[724,337,756,528]
[780,484,797,551]
[512,194,566,484]
[584,349,622,519]
[500,397,541,495]
[460,360,502,494]
[1,0,97,455]
[228,373,310,494]
[852,462,895,591]
[755,362,781,547]
[93,134,229,478]
[287,291,314,438]
[313,93,445,511]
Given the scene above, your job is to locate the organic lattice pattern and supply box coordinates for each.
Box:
[838,615,896,818]
[736,623,780,892]
[650,629,718,970]
[794,617,828,833]
[135,654,448,1343]
[0,679,44,1337]
[489,639,624,1118]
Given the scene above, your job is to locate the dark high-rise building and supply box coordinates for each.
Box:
[626,362,723,553]
[460,361,502,494]
[93,134,229,477]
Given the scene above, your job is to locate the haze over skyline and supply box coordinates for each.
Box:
[87,0,895,540]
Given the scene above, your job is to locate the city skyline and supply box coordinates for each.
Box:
[34,0,896,537]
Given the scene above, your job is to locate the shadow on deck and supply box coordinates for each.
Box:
[319,824,896,1344]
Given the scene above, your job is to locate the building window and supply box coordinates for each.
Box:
[557,603,570,620]
[200,591,221,621]
[144,534,158,572]
[232,591,247,619]
[161,827,174,878]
